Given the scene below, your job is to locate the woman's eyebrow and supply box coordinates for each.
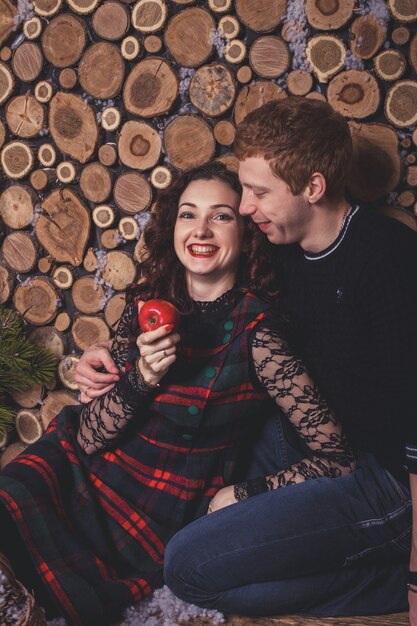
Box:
[178,202,236,210]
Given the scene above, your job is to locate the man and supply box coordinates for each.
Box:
[76,97,417,622]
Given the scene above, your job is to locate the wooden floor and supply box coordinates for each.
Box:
[183,613,410,626]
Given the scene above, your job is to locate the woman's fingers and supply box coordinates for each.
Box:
[78,383,115,403]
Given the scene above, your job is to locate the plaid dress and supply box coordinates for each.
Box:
[0,291,277,625]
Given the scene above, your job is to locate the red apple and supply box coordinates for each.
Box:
[138,299,180,333]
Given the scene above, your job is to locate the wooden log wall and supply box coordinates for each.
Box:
[0,0,417,462]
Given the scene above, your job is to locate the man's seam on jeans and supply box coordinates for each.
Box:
[349,502,411,529]
[188,507,409,581]
[343,530,410,566]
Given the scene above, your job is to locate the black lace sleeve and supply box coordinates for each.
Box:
[234,323,356,499]
[77,301,157,454]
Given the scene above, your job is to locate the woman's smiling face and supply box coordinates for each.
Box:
[174,178,245,292]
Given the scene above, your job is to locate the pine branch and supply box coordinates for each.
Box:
[0,396,16,433]
[0,306,57,394]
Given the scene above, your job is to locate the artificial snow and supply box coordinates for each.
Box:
[47,586,225,626]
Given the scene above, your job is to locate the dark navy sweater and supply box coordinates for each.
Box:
[276,206,417,477]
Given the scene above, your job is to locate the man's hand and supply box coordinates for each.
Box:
[207,485,238,514]
[75,340,121,402]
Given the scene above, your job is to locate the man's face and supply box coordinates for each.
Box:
[238,156,311,246]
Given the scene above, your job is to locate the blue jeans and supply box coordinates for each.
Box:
[164,414,412,616]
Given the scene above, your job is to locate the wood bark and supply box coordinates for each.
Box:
[410,33,417,74]
[392,26,410,45]
[101,228,121,249]
[189,63,236,117]
[16,409,43,445]
[1,443,27,469]
[0,184,37,229]
[121,36,141,60]
[23,17,43,40]
[214,120,235,146]
[38,143,56,167]
[249,36,290,79]
[56,161,77,183]
[57,355,80,390]
[350,16,387,60]
[1,232,37,273]
[224,40,247,64]
[79,162,113,203]
[306,35,346,83]
[164,8,214,67]
[150,165,172,189]
[0,0,18,46]
[132,0,168,33]
[287,70,313,96]
[118,216,139,240]
[42,13,86,67]
[208,0,232,12]
[33,0,62,16]
[39,390,78,430]
[79,42,125,99]
[101,250,137,290]
[219,15,240,39]
[234,81,286,125]
[34,81,54,104]
[327,70,380,119]
[113,171,152,213]
[1,141,34,179]
[385,80,417,127]
[374,50,406,81]
[67,0,100,14]
[71,276,105,314]
[72,315,111,351]
[6,94,45,139]
[236,66,253,84]
[123,57,178,117]
[118,120,162,170]
[36,187,91,265]
[0,262,14,304]
[12,43,43,83]
[388,0,417,23]
[98,144,118,167]
[92,1,130,40]
[10,386,43,409]
[92,205,115,228]
[52,265,74,289]
[49,92,98,163]
[305,0,354,30]
[55,311,71,332]
[348,122,402,203]
[29,325,66,358]
[235,0,286,33]
[101,107,122,131]
[30,168,56,191]
[104,292,125,331]
[0,61,14,105]
[0,119,5,148]
[59,68,78,90]
[163,115,215,170]
[13,276,59,325]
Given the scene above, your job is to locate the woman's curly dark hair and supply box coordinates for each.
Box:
[131,162,278,311]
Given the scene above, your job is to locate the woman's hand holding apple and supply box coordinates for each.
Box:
[136,300,181,387]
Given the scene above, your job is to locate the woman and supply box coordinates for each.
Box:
[0,163,354,625]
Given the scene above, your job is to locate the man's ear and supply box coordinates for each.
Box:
[305,172,326,203]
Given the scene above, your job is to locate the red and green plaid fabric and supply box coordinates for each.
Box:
[0,291,276,625]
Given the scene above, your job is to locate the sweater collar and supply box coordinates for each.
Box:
[303,205,360,261]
